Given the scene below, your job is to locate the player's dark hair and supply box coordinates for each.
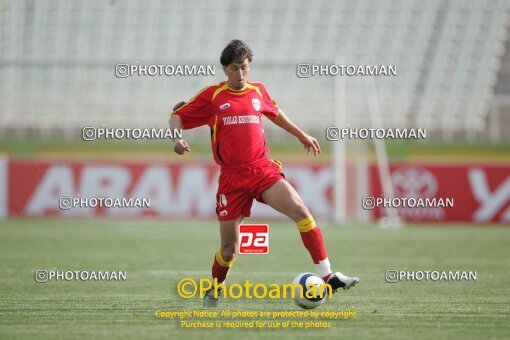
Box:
[220,40,253,66]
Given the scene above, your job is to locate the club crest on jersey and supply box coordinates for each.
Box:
[219,102,230,110]
[252,98,261,111]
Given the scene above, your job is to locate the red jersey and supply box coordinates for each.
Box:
[172,81,279,166]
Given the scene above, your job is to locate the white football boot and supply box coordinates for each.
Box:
[326,272,359,293]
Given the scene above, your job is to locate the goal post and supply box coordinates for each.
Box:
[332,58,402,228]
[332,58,347,223]
[364,77,402,229]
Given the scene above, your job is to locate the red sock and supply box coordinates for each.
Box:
[300,227,328,264]
[212,258,230,283]
[211,250,235,283]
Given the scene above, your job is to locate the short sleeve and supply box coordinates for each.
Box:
[171,86,212,129]
[259,84,279,118]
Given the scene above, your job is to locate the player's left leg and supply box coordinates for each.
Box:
[213,214,244,283]
[204,214,245,307]
[260,179,358,291]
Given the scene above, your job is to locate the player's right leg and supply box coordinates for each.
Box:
[203,214,244,307]
[259,179,358,292]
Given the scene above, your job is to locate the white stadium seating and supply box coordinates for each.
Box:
[0,0,509,138]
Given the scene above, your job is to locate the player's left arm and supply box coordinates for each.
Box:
[267,108,321,156]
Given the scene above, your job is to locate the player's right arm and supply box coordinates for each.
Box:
[168,86,213,155]
[169,109,190,155]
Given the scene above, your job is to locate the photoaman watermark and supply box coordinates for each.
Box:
[177,278,333,300]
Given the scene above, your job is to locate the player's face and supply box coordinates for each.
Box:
[224,58,250,90]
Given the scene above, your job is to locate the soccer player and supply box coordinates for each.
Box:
[169,40,358,307]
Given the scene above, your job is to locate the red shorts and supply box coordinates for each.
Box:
[216,158,285,221]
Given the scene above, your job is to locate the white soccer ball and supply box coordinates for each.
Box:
[292,272,328,309]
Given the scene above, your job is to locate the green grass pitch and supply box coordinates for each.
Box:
[1,219,509,339]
